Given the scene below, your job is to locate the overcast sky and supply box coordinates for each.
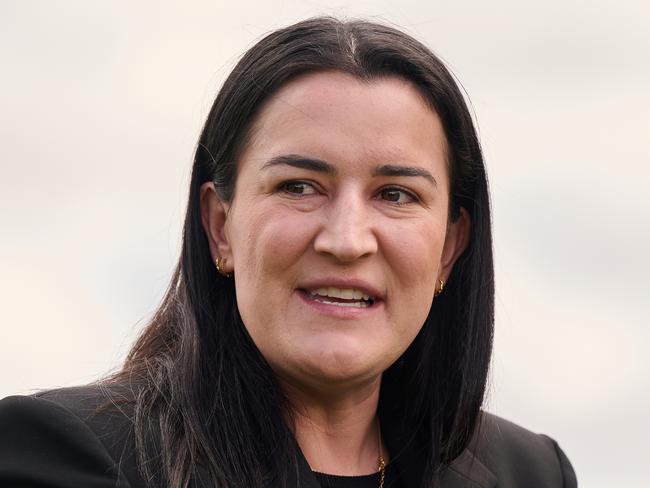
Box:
[1,1,648,486]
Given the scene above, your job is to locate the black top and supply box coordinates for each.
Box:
[313,463,402,488]
[0,385,577,487]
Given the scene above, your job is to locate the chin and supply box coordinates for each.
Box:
[294,341,384,385]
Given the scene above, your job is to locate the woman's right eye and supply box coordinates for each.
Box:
[279,181,317,196]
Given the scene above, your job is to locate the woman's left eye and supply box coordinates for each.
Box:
[377,187,418,205]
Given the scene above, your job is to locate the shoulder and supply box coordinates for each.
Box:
[0,383,143,487]
[443,412,577,488]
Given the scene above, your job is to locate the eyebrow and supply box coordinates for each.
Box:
[372,164,437,187]
[261,154,336,174]
[261,153,437,187]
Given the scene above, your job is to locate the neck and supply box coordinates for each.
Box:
[282,375,388,476]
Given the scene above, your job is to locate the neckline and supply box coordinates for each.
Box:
[313,470,381,479]
[312,462,390,485]
[312,469,382,488]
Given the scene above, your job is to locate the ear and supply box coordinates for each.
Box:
[439,207,471,282]
[199,181,234,274]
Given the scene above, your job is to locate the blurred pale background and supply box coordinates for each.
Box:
[1,1,648,486]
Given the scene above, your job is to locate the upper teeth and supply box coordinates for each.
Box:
[309,287,372,301]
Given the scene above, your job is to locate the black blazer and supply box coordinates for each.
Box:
[0,386,576,487]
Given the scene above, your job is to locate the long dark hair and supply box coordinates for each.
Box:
[114,16,494,487]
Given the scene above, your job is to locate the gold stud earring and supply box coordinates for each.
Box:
[215,257,232,278]
[435,279,445,297]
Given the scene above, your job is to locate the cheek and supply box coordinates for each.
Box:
[231,205,316,284]
[385,220,446,287]
[230,207,320,365]
[382,220,446,330]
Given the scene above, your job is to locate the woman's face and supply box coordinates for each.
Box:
[201,71,469,392]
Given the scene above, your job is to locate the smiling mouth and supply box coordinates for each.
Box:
[299,287,376,308]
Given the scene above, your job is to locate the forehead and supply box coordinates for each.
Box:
[241,71,448,176]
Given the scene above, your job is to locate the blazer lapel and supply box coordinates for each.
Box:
[439,449,497,488]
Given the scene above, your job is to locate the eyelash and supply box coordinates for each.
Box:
[277,180,420,205]
[279,181,318,196]
[377,186,419,205]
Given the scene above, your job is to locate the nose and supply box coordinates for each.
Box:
[313,191,378,263]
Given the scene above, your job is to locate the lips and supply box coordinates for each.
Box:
[305,287,375,307]
[297,278,384,310]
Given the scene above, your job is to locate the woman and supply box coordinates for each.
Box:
[0,17,576,488]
